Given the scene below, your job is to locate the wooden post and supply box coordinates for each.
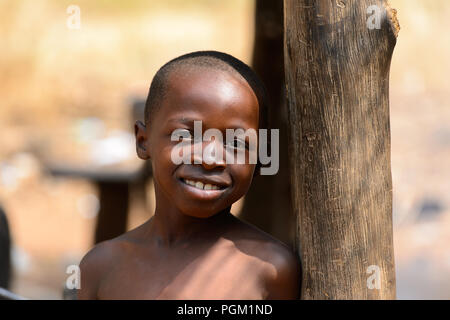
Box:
[284,0,399,299]
[240,0,295,247]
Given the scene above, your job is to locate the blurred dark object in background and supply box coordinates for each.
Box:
[0,206,11,289]
[239,0,294,247]
[416,197,445,221]
[0,287,26,300]
[45,97,152,245]
[62,287,78,300]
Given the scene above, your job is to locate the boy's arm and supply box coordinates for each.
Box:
[77,242,114,300]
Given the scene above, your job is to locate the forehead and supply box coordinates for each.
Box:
[156,67,259,129]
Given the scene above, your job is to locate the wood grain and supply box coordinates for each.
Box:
[284,0,399,299]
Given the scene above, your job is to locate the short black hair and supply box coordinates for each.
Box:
[144,50,269,130]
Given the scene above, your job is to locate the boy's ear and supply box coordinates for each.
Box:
[135,120,150,160]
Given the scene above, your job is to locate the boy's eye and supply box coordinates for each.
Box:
[227,139,247,150]
[171,128,193,140]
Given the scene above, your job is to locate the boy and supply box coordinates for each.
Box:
[78,51,300,299]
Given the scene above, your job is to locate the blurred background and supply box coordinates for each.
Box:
[0,0,449,299]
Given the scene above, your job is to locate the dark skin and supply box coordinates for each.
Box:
[78,67,300,300]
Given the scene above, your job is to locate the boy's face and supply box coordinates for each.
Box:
[136,67,259,218]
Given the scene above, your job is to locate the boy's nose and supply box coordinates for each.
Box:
[192,140,226,170]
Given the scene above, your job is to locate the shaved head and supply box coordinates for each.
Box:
[144,51,269,130]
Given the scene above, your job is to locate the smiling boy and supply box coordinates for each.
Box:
[78,51,300,300]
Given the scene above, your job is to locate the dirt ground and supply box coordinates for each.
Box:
[0,0,449,299]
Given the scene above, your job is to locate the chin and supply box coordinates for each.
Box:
[179,205,224,219]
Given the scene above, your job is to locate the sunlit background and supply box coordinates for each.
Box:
[0,0,449,299]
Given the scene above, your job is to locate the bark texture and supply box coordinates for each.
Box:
[284,0,399,299]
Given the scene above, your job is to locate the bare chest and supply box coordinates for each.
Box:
[97,244,268,300]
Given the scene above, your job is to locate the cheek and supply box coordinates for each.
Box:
[150,142,178,186]
[230,164,256,194]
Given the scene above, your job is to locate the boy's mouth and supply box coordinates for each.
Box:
[176,168,232,200]
[181,178,223,191]
[178,177,228,201]
[180,177,228,191]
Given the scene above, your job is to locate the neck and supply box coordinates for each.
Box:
[147,188,232,247]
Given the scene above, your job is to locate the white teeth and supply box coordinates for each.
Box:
[183,179,220,191]
[195,181,204,189]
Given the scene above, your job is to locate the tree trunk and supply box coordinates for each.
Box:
[240,0,294,247]
[284,0,399,299]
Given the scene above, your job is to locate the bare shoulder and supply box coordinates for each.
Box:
[77,239,119,299]
[261,240,301,300]
[77,230,141,300]
[229,216,301,299]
